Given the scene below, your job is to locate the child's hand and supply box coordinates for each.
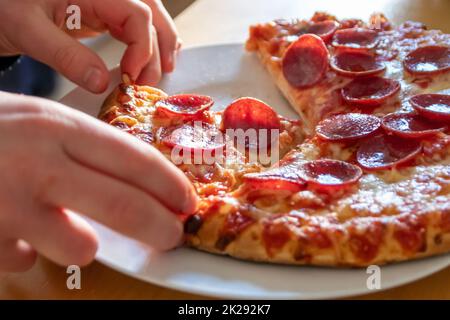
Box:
[0,92,197,272]
[0,0,180,92]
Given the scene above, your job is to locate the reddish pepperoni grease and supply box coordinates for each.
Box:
[215,211,255,250]
[441,209,450,232]
[299,225,332,249]
[262,218,291,256]
[349,220,384,262]
[297,159,362,190]
[393,215,426,253]
[316,113,381,142]
[282,34,329,88]
[305,20,339,43]
[410,93,450,122]
[331,28,379,50]
[156,94,213,116]
[330,51,385,77]
[161,122,225,153]
[381,112,447,138]
[404,46,450,75]
[341,76,400,107]
[356,134,422,171]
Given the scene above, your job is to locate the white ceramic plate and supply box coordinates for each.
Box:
[60,43,450,299]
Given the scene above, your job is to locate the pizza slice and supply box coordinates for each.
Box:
[246,12,450,132]
[97,12,450,267]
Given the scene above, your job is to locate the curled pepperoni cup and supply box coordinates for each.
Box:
[156,94,213,116]
[306,20,339,43]
[297,159,363,190]
[410,93,450,122]
[243,169,306,193]
[341,76,401,107]
[331,28,379,50]
[161,122,225,153]
[381,112,447,138]
[330,51,385,77]
[222,97,281,149]
[404,46,450,75]
[316,113,381,142]
[282,34,329,88]
[356,134,422,171]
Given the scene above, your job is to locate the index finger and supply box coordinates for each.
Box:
[37,96,198,215]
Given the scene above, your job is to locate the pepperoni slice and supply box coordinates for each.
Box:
[306,20,339,42]
[222,97,281,148]
[404,46,450,75]
[244,155,307,192]
[282,34,329,88]
[243,160,306,193]
[161,122,225,153]
[316,113,381,142]
[244,159,361,192]
[356,134,422,170]
[156,94,213,116]
[330,51,385,77]
[410,93,450,122]
[381,112,447,138]
[331,28,378,50]
[297,159,363,190]
[341,76,400,107]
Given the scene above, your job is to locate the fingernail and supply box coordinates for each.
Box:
[176,38,183,51]
[83,67,104,92]
[167,53,175,72]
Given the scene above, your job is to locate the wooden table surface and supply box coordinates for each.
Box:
[2,0,450,299]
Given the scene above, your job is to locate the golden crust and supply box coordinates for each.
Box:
[188,218,450,267]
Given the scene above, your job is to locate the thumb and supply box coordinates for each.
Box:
[20,16,109,93]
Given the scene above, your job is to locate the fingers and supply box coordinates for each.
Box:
[38,158,183,251]
[75,0,154,82]
[76,0,179,82]
[15,10,109,93]
[58,107,198,215]
[143,0,180,72]
[136,27,162,85]
[0,239,37,273]
[10,207,98,267]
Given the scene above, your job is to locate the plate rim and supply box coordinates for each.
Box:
[95,248,450,299]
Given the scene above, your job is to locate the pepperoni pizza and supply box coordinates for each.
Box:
[100,12,450,267]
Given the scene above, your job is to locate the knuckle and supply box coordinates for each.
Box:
[33,168,61,205]
[107,196,149,234]
[135,2,153,21]
[53,45,79,74]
